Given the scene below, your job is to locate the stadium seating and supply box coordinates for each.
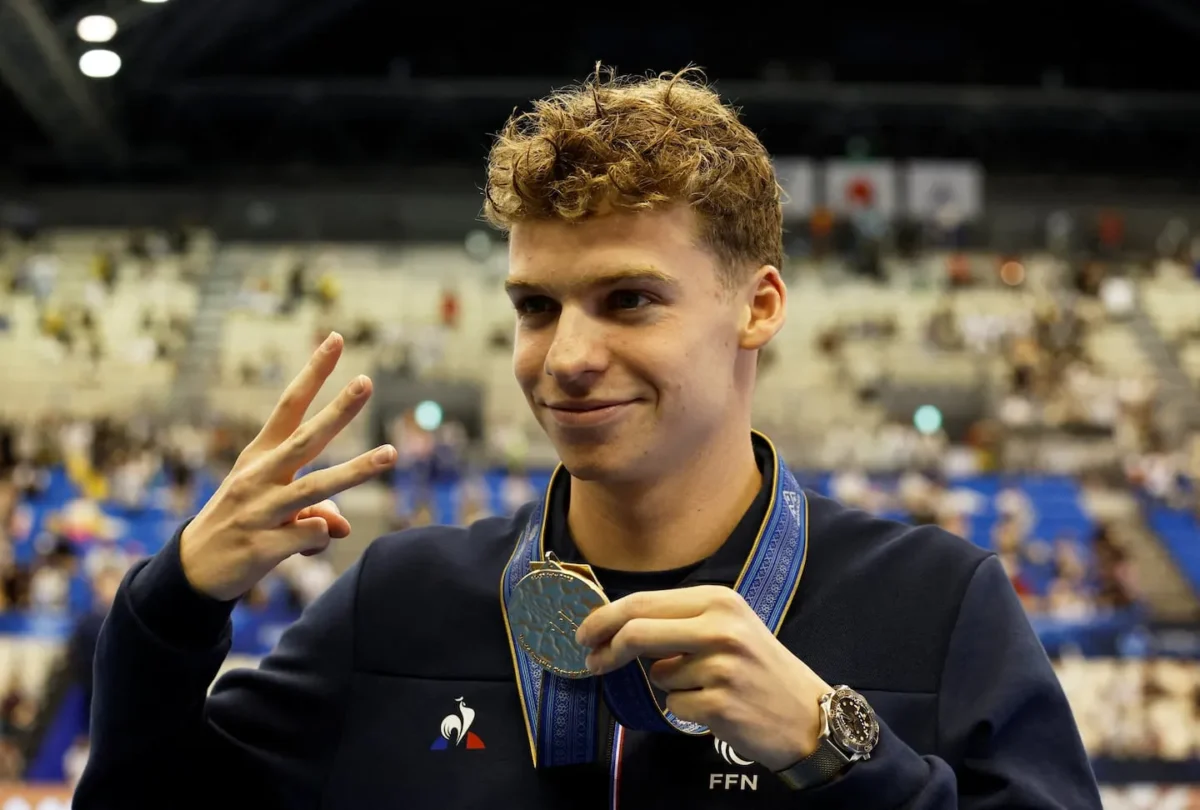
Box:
[0,229,212,419]
[1148,506,1200,594]
[1142,268,1200,387]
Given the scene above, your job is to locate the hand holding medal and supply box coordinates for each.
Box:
[501,444,818,771]
[575,585,832,772]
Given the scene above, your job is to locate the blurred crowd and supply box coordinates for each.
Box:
[0,226,197,376]
[0,414,339,615]
[229,252,470,388]
[0,411,348,783]
[384,407,538,532]
[1057,654,1200,762]
[828,468,1138,622]
[0,207,1197,792]
[0,400,1172,784]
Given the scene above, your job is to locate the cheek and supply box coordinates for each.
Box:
[636,342,701,401]
[512,335,544,389]
[669,330,736,399]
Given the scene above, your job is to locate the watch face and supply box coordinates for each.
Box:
[829,690,879,756]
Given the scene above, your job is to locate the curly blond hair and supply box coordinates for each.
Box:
[483,65,783,285]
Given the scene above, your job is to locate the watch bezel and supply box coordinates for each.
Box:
[826,686,879,758]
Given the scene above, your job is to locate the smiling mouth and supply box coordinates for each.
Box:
[543,401,636,427]
[545,401,632,412]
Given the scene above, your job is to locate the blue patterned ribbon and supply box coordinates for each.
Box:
[501,433,808,768]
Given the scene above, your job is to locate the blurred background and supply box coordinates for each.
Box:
[1,2,1200,806]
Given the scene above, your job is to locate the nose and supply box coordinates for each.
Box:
[543,306,607,388]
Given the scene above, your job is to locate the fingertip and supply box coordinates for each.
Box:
[319,331,343,355]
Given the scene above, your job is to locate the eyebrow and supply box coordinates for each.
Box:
[504,266,678,298]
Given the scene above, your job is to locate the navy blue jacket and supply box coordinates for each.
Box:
[74,474,1101,809]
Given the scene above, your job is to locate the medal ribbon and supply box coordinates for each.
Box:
[500,432,809,768]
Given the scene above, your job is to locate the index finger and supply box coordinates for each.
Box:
[584,617,712,675]
[576,586,732,648]
[257,332,344,446]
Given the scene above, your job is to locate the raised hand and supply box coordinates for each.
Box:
[179,332,397,601]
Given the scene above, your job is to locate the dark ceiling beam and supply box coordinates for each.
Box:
[0,0,125,163]
[120,0,367,87]
[162,76,1200,115]
[121,0,243,88]
[1135,0,1200,42]
[238,0,370,69]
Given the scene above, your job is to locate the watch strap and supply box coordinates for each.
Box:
[775,736,852,791]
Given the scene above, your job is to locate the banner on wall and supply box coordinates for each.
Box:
[773,158,816,220]
[823,160,898,217]
[905,161,984,221]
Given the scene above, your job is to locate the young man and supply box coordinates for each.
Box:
[76,68,1102,809]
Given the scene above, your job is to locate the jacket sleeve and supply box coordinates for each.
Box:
[73,523,360,810]
[791,554,1103,809]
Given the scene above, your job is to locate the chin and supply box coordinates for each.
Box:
[552,449,616,482]
[537,407,660,483]
[552,443,646,484]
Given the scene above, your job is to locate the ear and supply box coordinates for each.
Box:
[738,265,786,351]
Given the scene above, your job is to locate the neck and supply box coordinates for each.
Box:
[567,429,763,572]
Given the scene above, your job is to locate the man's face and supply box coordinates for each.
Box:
[507,206,760,482]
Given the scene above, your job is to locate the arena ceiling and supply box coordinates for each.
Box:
[3,0,1200,183]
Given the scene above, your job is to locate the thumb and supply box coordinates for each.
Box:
[297,500,351,539]
[276,515,332,558]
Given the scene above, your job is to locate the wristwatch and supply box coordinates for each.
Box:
[775,685,879,790]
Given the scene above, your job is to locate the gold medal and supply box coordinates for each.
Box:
[507,553,610,679]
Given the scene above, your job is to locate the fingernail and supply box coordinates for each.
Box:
[349,376,365,395]
[585,655,600,675]
[321,332,341,353]
[372,445,396,465]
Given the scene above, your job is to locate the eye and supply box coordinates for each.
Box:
[608,290,653,311]
[513,296,557,317]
